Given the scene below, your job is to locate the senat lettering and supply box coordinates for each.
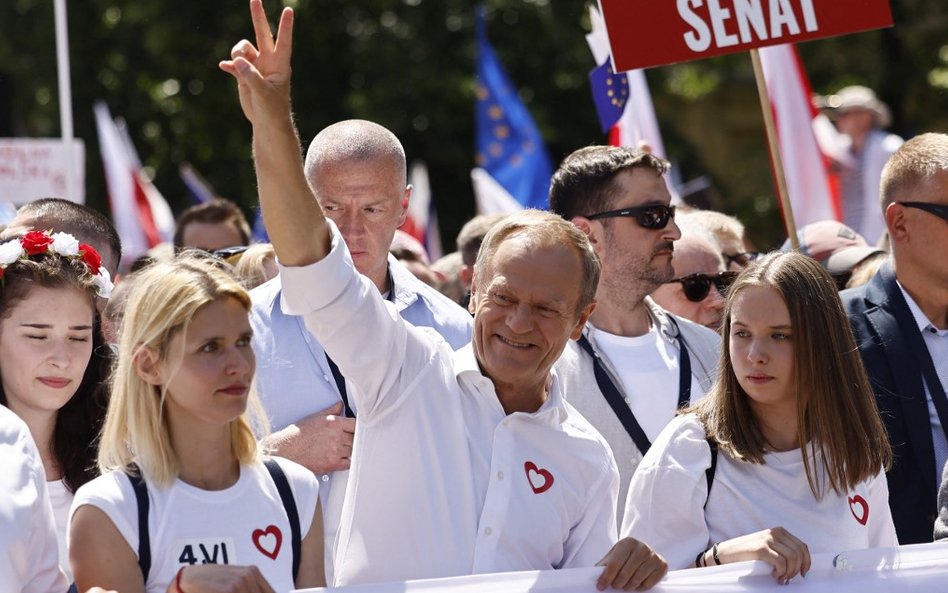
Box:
[678,0,818,52]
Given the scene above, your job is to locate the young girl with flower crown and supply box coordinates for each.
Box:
[69,255,325,593]
[621,252,896,584]
[0,229,114,581]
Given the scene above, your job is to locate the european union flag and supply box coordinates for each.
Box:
[589,61,629,134]
[474,7,553,211]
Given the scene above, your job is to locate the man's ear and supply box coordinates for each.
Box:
[396,184,412,227]
[570,301,596,341]
[133,346,163,386]
[468,268,479,315]
[885,202,908,245]
[571,216,604,256]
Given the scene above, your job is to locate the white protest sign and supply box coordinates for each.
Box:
[0,138,85,204]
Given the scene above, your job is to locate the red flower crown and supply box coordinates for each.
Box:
[0,230,113,298]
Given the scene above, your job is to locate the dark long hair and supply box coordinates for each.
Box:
[696,252,891,499]
[0,253,112,492]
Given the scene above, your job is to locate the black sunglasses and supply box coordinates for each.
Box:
[584,204,676,230]
[899,201,948,222]
[211,245,251,259]
[723,251,761,268]
[668,271,738,303]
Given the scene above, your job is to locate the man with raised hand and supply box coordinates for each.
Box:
[248,90,470,588]
[220,1,666,589]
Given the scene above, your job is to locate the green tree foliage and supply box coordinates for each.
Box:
[1,0,946,250]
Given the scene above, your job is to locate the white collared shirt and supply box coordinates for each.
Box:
[280,222,618,586]
[0,406,67,593]
[897,281,948,482]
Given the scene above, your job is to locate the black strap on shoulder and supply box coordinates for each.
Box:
[666,315,693,408]
[704,437,718,509]
[324,355,355,418]
[264,458,301,581]
[577,335,653,455]
[577,331,693,456]
[126,464,151,582]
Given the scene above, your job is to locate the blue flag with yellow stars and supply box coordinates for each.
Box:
[589,61,629,134]
[474,6,553,211]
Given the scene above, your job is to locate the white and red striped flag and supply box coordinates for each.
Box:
[94,101,174,268]
[400,160,443,261]
[759,44,840,228]
[586,5,678,201]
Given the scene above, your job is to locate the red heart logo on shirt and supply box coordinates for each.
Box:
[252,525,283,560]
[848,495,869,525]
[524,461,554,494]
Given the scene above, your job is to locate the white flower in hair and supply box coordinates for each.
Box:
[0,239,24,266]
[93,267,114,299]
[50,232,81,257]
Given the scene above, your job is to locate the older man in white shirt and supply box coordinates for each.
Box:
[220,2,666,590]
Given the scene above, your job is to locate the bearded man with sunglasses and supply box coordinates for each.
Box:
[841,132,948,545]
[550,146,720,525]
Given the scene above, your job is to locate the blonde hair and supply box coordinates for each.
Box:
[231,243,277,290]
[97,255,269,486]
[696,252,890,498]
[879,132,948,210]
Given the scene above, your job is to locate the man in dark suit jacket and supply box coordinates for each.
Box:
[841,132,948,545]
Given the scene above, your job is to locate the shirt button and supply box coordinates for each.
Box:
[497,471,504,480]
[321,475,330,482]
[484,527,493,536]
[323,375,331,382]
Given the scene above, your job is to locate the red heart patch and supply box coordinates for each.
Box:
[524,461,554,494]
[848,495,869,526]
[252,525,283,560]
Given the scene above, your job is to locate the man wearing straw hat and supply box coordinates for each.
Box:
[813,85,904,245]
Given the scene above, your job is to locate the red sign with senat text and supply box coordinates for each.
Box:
[598,0,894,72]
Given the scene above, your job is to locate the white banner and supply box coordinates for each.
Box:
[296,543,948,593]
[0,138,85,204]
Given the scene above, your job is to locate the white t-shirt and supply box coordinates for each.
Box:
[70,457,319,593]
[0,405,66,593]
[280,222,619,586]
[47,478,74,582]
[621,414,898,569]
[593,324,707,442]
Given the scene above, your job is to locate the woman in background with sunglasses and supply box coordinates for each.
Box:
[621,252,895,584]
[651,225,736,332]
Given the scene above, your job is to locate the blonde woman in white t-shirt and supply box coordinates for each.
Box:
[622,252,895,584]
[70,255,325,593]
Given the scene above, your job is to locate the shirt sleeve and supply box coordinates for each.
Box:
[69,472,140,559]
[23,434,68,593]
[867,467,899,547]
[559,454,620,569]
[619,415,713,570]
[936,462,948,542]
[279,221,444,421]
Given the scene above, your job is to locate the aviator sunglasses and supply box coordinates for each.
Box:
[899,201,948,223]
[584,204,676,230]
[668,271,739,303]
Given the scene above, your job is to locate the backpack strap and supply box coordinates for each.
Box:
[264,458,301,581]
[704,437,718,509]
[126,464,151,582]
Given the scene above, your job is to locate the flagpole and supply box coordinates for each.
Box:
[750,48,799,249]
[54,0,76,202]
